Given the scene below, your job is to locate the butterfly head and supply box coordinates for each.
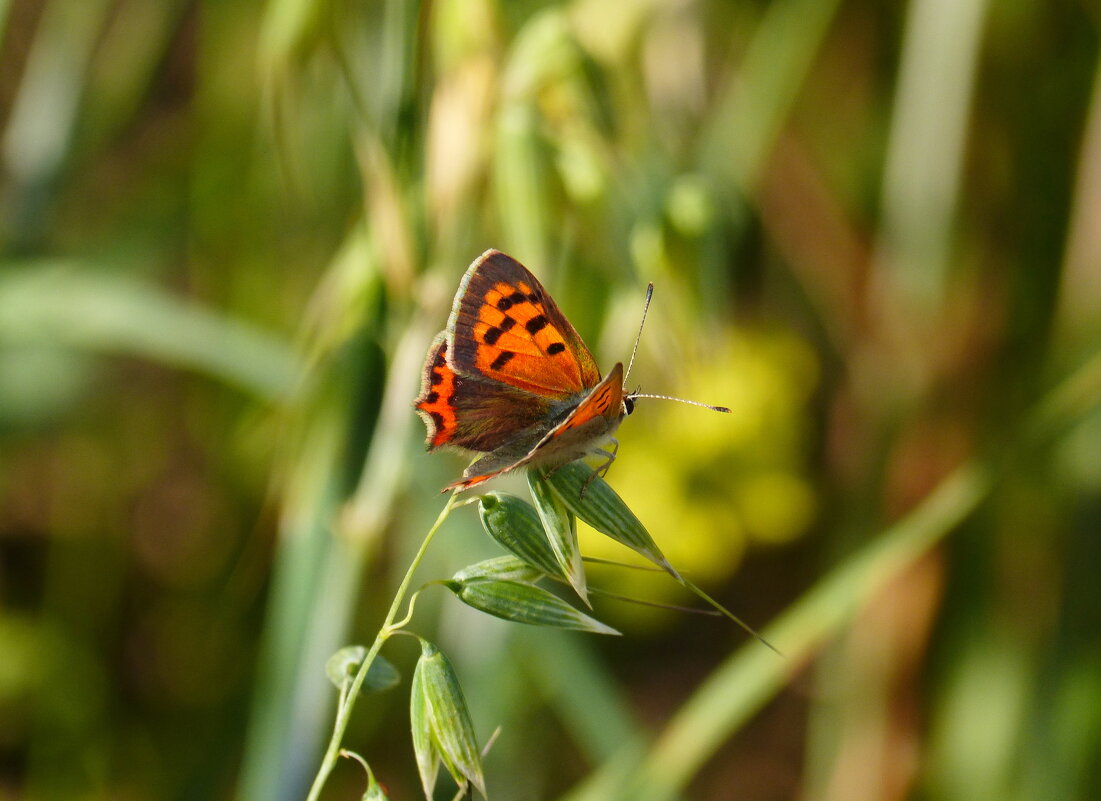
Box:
[621,285,730,416]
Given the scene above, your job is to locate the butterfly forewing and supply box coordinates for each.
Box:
[448,250,601,398]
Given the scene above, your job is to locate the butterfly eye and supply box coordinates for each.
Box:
[623,397,635,416]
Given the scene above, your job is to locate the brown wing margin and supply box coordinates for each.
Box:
[414,333,458,449]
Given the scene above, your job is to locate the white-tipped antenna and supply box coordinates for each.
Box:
[623,282,654,384]
[629,393,731,413]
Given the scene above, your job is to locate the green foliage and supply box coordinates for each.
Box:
[2,0,1100,800]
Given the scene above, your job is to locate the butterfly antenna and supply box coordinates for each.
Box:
[624,282,654,383]
[630,392,731,413]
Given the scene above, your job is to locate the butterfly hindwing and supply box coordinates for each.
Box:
[415,333,458,449]
[415,333,555,453]
[448,250,602,398]
[443,363,627,492]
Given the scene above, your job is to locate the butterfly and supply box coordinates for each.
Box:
[415,249,729,493]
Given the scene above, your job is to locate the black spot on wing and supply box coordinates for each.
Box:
[429,411,445,428]
[525,315,548,334]
[424,391,439,404]
[484,327,503,345]
[499,316,516,332]
[431,369,444,386]
[489,352,514,371]
[547,342,565,355]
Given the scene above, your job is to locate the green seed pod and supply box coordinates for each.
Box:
[547,462,677,577]
[409,653,440,800]
[447,578,619,635]
[452,555,547,584]
[414,640,486,797]
[479,491,564,577]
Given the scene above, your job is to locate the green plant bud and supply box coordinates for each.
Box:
[325,646,400,693]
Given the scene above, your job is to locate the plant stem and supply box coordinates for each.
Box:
[305,490,461,801]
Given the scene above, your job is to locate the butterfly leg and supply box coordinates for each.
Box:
[595,438,619,478]
[579,439,619,498]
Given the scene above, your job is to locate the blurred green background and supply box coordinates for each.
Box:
[2,0,1100,799]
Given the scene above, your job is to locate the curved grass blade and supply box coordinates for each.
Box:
[565,464,995,801]
[479,491,564,577]
[0,265,299,400]
[528,470,589,605]
[446,579,620,635]
[546,462,677,577]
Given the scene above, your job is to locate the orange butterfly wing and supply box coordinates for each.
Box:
[447,250,602,398]
[415,333,553,453]
[415,334,459,449]
[418,250,628,493]
[540,361,625,440]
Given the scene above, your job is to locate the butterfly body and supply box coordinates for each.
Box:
[415,250,630,492]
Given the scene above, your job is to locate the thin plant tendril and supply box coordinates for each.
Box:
[305,490,462,801]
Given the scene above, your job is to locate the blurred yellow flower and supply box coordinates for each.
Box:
[579,328,818,626]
